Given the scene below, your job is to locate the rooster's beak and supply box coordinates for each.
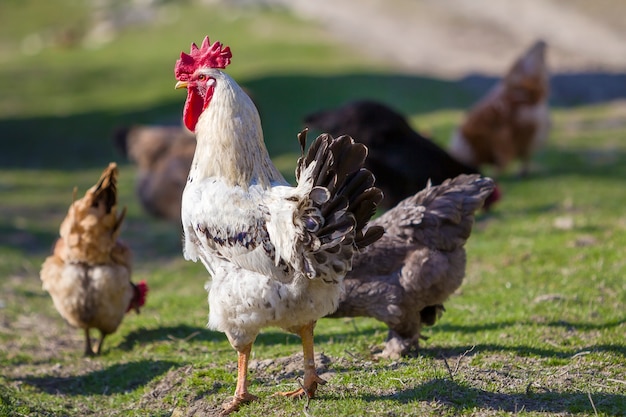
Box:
[175,81,188,89]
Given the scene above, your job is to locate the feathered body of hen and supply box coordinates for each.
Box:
[40,163,144,356]
[329,174,494,358]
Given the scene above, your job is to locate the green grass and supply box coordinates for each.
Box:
[1,2,625,417]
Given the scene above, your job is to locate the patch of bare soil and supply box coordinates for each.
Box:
[434,349,626,415]
[139,364,224,417]
[1,274,110,392]
[139,352,342,417]
[4,315,84,367]
[248,351,335,384]
[2,303,96,383]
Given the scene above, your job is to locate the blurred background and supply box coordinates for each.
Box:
[2,1,626,415]
[2,0,626,170]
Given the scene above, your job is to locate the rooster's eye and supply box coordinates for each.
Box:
[197,74,206,81]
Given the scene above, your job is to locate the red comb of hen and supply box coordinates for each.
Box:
[175,36,232,81]
[136,280,148,307]
[483,184,502,211]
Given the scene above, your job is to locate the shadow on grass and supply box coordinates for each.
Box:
[477,145,626,196]
[2,73,463,171]
[436,317,626,335]
[253,324,383,349]
[520,147,626,180]
[360,378,626,415]
[19,359,176,396]
[0,100,184,171]
[117,325,225,351]
[118,323,382,352]
[419,342,626,361]
[420,318,626,358]
[0,218,61,258]
[117,318,624,359]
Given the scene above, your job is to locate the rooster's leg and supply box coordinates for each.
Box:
[277,321,326,399]
[94,331,106,355]
[221,342,257,415]
[84,328,95,357]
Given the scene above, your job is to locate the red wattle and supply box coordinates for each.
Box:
[137,280,149,307]
[183,89,204,132]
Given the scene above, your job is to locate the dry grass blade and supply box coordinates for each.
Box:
[587,391,598,416]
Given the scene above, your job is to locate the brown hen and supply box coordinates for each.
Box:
[449,40,550,176]
[329,174,494,358]
[40,163,147,356]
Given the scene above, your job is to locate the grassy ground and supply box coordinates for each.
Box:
[1,2,625,417]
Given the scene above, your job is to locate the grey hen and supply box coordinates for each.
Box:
[328,174,494,358]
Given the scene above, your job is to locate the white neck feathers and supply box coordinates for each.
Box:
[190,72,283,187]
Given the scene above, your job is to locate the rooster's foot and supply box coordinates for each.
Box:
[220,392,258,416]
[276,374,326,399]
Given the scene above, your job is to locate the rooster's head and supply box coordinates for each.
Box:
[174,36,232,132]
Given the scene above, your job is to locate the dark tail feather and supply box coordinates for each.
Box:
[297,130,384,259]
[92,162,119,213]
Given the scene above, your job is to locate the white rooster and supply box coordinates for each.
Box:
[174,37,383,414]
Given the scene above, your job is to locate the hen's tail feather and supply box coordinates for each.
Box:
[90,162,119,213]
[374,174,494,252]
[61,163,128,265]
[330,137,368,188]
[400,174,494,215]
[337,168,384,246]
[113,206,127,235]
[341,169,376,209]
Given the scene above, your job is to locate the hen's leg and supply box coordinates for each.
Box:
[94,331,106,355]
[221,342,257,415]
[380,329,421,359]
[84,328,95,357]
[278,321,326,398]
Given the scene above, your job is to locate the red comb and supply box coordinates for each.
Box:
[175,36,232,80]
[483,184,502,211]
[136,280,149,307]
